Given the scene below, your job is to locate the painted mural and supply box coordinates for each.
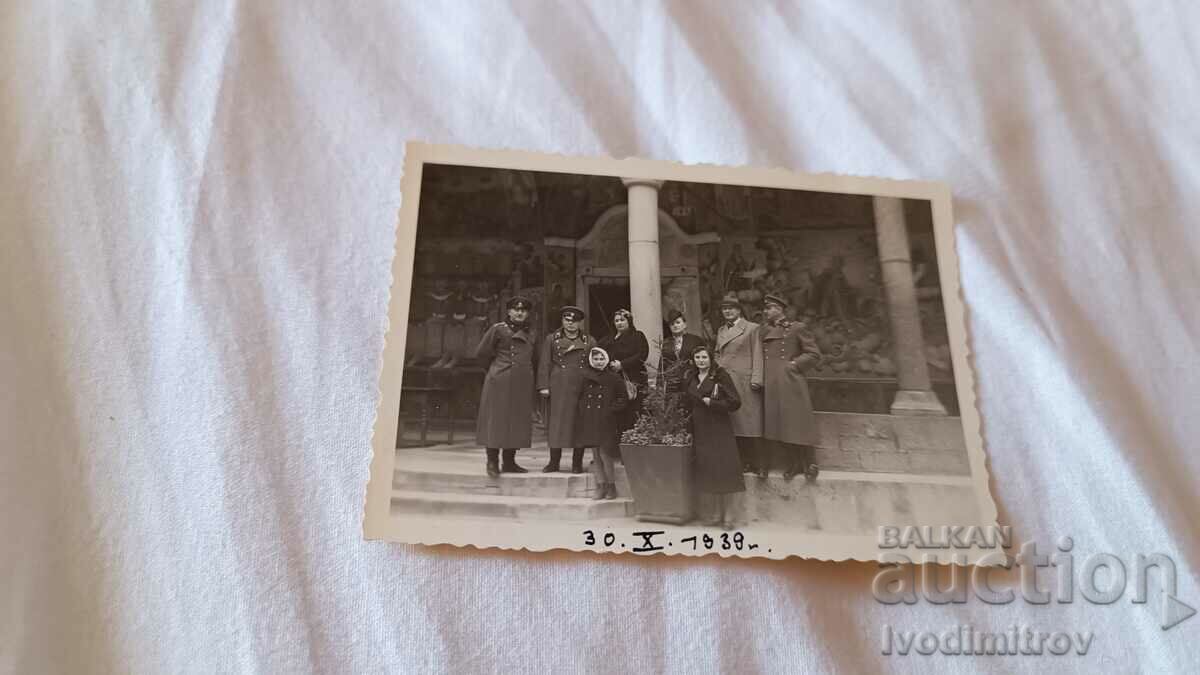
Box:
[703,229,954,382]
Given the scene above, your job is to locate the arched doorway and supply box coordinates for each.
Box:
[573,205,718,341]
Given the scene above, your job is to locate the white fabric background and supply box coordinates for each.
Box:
[2,1,1197,672]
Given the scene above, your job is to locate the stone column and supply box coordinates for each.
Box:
[622,178,664,388]
[873,196,947,415]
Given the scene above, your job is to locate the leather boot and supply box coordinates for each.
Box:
[592,482,607,500]
[542,448,562,473]
[782,456,798,481]
[485,448,500,478]
[783,449,804,481]
[804,445,819,482]
[501,448,528,473]
[570,448,585,474]
[604,482,617,500]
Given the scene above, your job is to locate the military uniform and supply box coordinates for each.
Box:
[760,294,821,480]
[473,321,537,448]
[537,306,596,472]
[473,296,536,476]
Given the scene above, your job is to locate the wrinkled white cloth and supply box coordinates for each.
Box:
[2,2,1198,672]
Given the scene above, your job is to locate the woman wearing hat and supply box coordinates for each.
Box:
[573,347,629,500]
[660,308,705,405]
[473,296,538,477]
[760,293,821,481]
[537,306,596,473]
[598,309,649,436]
[685,344,744,528]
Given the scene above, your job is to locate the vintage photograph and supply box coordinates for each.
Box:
[364,144,998,562]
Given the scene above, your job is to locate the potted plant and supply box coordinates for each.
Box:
[619,348,695,524]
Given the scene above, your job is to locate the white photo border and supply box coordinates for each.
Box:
[364,142,1000,564]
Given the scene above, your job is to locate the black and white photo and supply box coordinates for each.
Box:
[365,143,998,562]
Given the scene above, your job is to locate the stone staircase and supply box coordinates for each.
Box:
[392,446,635,521]
[391,443,986,533]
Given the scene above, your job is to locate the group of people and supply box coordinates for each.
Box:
[663,296,822,527]
[470,291,822,527]
[471,299,649,502]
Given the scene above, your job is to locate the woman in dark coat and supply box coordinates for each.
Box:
[574,347,629,500]
[598,308,649,435]
[473,296,537,477]
[685,345,745,529]
[660,309,706,407]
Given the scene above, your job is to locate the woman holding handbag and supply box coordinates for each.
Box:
[598,308,648,437]
[685,345,745,529]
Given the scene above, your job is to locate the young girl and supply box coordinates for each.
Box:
[686,345,745,528]
[574,347,629,500]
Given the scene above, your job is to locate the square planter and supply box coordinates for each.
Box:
[620,443,695,524]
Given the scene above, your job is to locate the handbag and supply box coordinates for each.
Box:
[622,373,638,400]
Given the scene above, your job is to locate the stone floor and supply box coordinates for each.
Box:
[391,440,983,534]
[397,412,974,477]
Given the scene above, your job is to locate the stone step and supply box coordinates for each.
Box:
[394,447,631,499]
[392,443,985,531]
[390,490,635,520]
[415,447,594,461]
[394,467,596,498]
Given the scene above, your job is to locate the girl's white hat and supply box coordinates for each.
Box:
[588,346,610,370]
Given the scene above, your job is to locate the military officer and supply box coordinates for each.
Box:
[472,296,537,477]
[760,293,821,481]
[537,306,596,473]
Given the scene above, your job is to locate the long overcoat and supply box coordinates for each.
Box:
[599,329,649,433]
[573,368,628,456]
[537,329,596,448]
[760,319,820,446]
[472,321,536,448]
[686,366,745,494]
[714,318,763,437]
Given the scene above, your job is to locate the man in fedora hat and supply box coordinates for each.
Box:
[538,305,596,473]
[760,293,821,481]
[473,295,538,477]
[714,295,764,475]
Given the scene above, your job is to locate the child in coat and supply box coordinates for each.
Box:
[574,347,629,500]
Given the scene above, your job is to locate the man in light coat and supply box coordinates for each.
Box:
[714,297,764,474]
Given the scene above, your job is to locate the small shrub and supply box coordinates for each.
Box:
[620,341,693,447]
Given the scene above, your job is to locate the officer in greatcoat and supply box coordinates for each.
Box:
[537,306,596,473]
[473,296,537,477]
[714,297,764,474]
[760,293,821,481]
